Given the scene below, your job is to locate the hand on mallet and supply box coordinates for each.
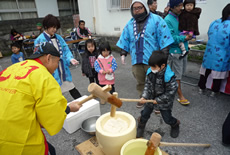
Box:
[68,101,82,112]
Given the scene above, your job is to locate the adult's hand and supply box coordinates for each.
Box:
[70,59,79,65]
[68,101,82,112]
[121,55,126,65]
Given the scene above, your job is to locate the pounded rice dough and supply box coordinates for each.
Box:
[103,118,128,134]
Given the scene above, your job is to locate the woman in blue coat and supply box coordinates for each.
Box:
[34,14,81,99]
[198,4,230,97]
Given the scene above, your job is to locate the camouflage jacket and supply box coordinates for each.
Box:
[142,65,178,110]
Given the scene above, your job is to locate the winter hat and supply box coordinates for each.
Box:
[169,0,183,8]
[183,0,196,7]
[130,0,150,15]
[36,22,42,27]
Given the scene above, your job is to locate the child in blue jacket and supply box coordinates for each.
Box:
[11,42,24,64]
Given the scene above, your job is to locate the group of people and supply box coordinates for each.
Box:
[9,22,44,64]
[1,13,118,155]
[117,0,230,145]
[1,0,230,154]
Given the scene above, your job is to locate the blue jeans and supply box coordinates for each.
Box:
[140,103,177,126]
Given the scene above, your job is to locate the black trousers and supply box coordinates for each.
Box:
[140,103,177,126]
[222,112,230,144]
[69,87,82,99]
[89,75,99,84]
[198,69,222,92]
[47,141,56,155]
[99,84,115,94]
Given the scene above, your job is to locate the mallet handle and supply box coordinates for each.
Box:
[159,142,211,147]
[120,98,155,103]
[76,94,95,105]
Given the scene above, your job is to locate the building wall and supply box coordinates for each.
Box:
[78,0,131,36]
[35,0,59,17]
[79,0,229,40]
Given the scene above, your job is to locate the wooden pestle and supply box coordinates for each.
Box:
[75,83,122,108]
[145,132,161,155]
[145,132,211,155]
[88,83,122,108]
[100,85,112,105]
[110,92,118,117]
[76,84,111,106]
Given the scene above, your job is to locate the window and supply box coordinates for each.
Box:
[57,0,79,16]
[0,0,37,21]
[120,0,132,9]
[107,0,132,10]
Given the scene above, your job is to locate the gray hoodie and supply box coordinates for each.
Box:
[130,0,149,15]
[130,0,150,33]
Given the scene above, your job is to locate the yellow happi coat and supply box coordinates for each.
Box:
[0,59,67,155]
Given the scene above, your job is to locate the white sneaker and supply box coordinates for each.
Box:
[198,88,205,94]
[210,92,217,97]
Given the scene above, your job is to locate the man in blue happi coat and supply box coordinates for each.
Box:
[116,0,174,108]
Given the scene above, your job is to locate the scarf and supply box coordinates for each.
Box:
[132,10,149,23]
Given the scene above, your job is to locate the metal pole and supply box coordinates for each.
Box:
[73,0,76,14]
[16,0,22,19]
[70,0,73,14]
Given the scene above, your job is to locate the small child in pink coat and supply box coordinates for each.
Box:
[94,42,117,94]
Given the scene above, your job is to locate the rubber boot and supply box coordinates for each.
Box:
[170,120,180,138]
[136,117,146,138]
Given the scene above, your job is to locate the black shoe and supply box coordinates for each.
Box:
[136,117,146,138]
[170,120,180,138]
[136,102,145,108]
[179,51,189,60]
[222,141,230,147]
[137,126,145,138]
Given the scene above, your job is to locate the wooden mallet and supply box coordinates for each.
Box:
[145,132,211,155]
[76,83,122,108]
[110,92,118,117]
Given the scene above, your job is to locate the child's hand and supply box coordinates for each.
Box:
[140,97,146,104]
[82,73,85,76]
[70,59,79,65]
[106,70,111,74]
[102,71,106,74]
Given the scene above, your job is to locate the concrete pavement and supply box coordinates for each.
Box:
[0,52,230,155]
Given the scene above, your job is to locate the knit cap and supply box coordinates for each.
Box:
[36,23,42,27]
[183,0,196,7]
[169,0,183,8]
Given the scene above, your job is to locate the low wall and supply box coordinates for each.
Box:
[0,15,75,55]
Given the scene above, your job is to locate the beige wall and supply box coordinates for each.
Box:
[79,0,229,40]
